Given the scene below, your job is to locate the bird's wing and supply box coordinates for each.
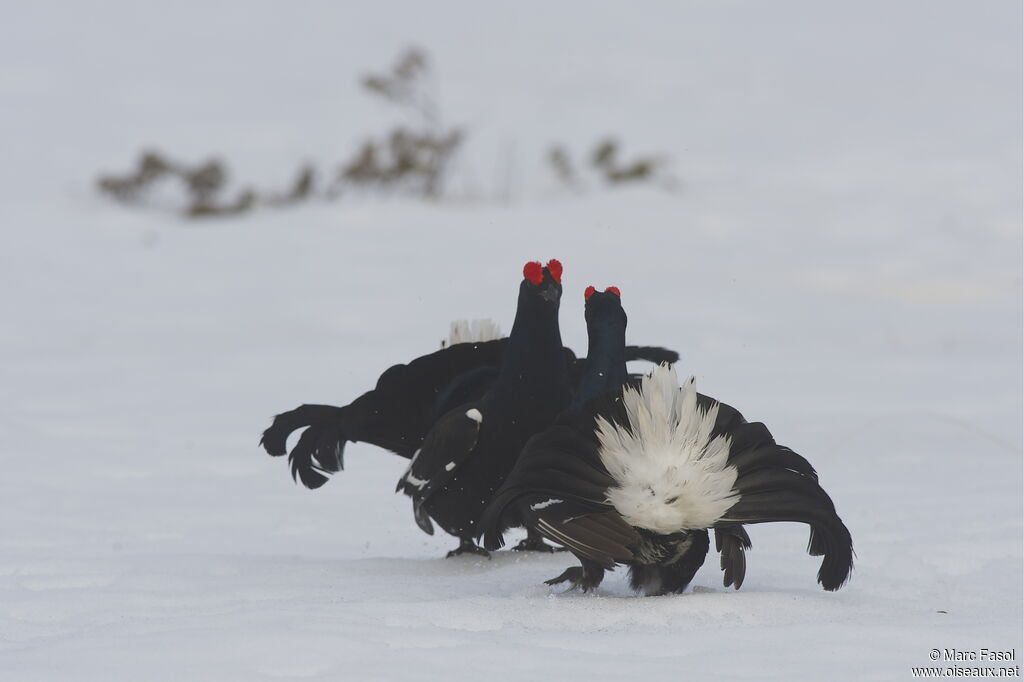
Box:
[715,420,853,591]
[431,365,499,421]
[481,404,642,569]
[395,405,484,533]
[534,508,641,569]
[344,340,505,457]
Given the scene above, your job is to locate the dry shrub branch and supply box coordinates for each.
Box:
[97,47,672,219]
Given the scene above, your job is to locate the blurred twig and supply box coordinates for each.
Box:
[334,47,463,199]
[97,151,296,218]
[547,137,676,192]
[96,46,683,220]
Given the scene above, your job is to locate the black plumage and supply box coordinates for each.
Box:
[571,287,629,408]
[396,260,574,556]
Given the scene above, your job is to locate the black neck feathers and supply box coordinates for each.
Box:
[496,277,568,393]
[573,293,628,406]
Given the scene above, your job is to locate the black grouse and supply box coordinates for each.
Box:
[482,316,853,594]
[396,259,574,557]
[579,287,752,587]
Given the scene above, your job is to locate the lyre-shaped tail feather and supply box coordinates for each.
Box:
[623,345,680,366]
[260,404,347,489]
[722,457,853,591]
[715,526,752,590]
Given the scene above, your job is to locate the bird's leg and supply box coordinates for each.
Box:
[446,538,490,559]
[512,528,567,553]
[544,559,605,592]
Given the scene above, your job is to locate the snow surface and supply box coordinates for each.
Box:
[1,2,1021,680]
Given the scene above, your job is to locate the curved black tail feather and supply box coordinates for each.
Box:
[623,345,679,366]
[715,526,752,590]
[260,404,347,489]
[722,462,853,591]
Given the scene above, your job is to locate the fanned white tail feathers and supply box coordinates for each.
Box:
[597,365,739,533]
[441,319,503,348]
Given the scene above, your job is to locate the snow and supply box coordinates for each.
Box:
[1,1,1021,680]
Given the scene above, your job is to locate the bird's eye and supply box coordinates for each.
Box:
[665,496,679,504]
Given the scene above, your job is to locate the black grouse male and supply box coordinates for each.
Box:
[483,306,853,594]
[396,260,572,557]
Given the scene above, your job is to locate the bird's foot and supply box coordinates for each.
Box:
[511,537,566,553]
[446,539,490,559]
[544,565,603,592]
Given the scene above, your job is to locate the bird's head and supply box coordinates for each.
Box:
[521,259,563,309]
[584,285,626,332]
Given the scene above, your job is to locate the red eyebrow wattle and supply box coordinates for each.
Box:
[545,259,563,284]
[523,261,544,285]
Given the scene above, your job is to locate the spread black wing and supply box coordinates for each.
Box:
[261,340,505,487]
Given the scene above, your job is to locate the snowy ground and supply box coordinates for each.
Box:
[1,2,1021,680]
